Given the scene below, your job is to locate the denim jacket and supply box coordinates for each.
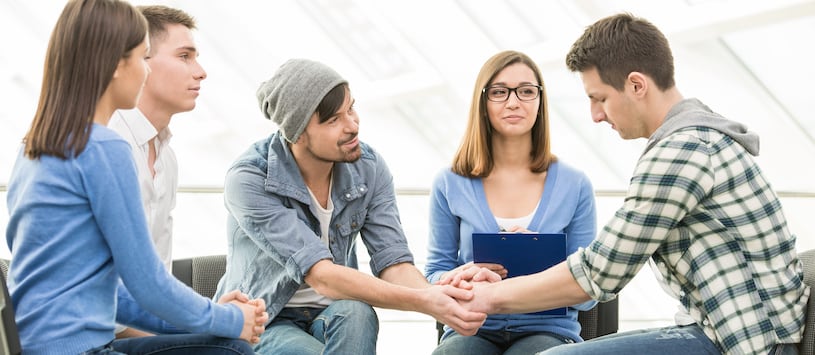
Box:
[214,132,414,320]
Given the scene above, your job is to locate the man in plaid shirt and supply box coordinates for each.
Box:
[444,13,808,355]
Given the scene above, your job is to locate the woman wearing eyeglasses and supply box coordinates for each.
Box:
[424,50,598,355]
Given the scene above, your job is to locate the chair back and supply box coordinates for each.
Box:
[0,259,22,355]
[798,249,815,355]
[578,298,619,340]
[171,255,226,299]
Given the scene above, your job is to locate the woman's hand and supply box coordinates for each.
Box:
[437,262,507,286]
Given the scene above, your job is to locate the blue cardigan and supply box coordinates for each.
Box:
[5,124,243,355]
[425,161,598,342]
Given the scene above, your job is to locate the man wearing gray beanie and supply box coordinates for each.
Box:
[214,59,487,354]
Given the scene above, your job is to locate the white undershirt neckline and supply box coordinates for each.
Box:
[286,175,335,308]
[494,202,539,231]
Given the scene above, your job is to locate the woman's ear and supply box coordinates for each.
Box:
[112,57,127,79]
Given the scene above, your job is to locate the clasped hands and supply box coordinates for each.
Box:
[430,262,505,336]
[218,290,269,344]
[431,226,533,335]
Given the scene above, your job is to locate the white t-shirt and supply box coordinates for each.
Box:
[286,180,335,308]
[494,203,538,232]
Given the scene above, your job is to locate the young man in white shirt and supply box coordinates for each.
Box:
[109,5,207,271]
[109,5,207,339]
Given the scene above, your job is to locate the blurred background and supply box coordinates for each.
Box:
[1,0,814,353]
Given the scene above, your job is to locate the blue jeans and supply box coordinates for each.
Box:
[434,329,571,355]
[536,325,799,355]
[82,334,254,354]
[256,300,378,355]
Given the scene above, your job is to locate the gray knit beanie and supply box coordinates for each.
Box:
[256,59,348,143]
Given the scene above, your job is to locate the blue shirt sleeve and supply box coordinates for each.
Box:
[82,132,243,338]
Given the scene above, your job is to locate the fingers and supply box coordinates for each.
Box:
[443,309,487,336]
[449,265,481,286]
[217,290,249,304]
[441,284,473,301]
[474,263,507,279]
[251,298,267,314]
[472,268,502,283]
[234,300,269,343]
[255,311,269,326]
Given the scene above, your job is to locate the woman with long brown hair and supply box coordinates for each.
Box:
[5,1,266,353]
[425,50,598,354]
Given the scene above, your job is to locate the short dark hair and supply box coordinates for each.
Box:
[137,5,196,44]
[565,13,675,91]
[316,83,350,124]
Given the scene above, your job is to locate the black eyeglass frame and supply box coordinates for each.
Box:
[482,84,542,102]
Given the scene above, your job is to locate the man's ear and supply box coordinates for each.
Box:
[628,72,648,97]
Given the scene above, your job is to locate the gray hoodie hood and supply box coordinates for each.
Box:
[644,98,760,156]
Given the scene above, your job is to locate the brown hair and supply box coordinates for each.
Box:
[24,0,147,159]
[137,5,197,45]
[316,83,350,123]
[565,13,675,91]
[451,50,556,177]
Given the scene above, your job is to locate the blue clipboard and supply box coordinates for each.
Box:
[472,232,568,316]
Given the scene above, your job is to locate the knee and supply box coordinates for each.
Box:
[335,300,377,321]
[231,339,256,355]
[535,345,571,355]
[329,300,378,329]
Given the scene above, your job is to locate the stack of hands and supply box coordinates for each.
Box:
[428,262,507,336]
[428,225,532,336]
[217,291,270,344]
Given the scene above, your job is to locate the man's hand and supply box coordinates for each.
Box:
[420,284,487,336]
[456,280,496,315]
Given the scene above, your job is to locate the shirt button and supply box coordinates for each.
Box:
[351,222,357,228]
[359,187,366,192]
[679,291,685,297]
[345,193,351,198]
[702,319,709,326]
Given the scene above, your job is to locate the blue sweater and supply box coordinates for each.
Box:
[425,161,597,342]
[5,124,243,355]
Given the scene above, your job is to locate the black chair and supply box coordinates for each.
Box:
[0,259,23,355]
[435,298,619,343]
[171,255,227,299]
[798,249,815,355]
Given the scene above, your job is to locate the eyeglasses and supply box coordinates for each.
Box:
[482,85,542,102]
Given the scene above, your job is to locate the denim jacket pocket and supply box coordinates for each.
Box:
[335,208,367,237]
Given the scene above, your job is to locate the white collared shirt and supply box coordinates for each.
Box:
[109,108,177,271]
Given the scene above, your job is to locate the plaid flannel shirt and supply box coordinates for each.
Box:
[568,126,808,354]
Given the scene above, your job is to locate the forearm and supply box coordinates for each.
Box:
[380,262,430,289]
[115,327,154,339]
[490,262,590,314]
[306,260,426,311]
